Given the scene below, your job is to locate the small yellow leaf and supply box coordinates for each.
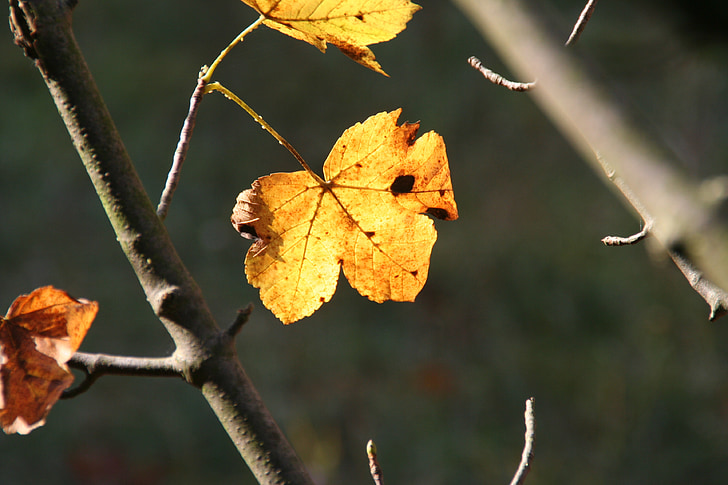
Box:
[241,0,421,75]
[232,109,457,324]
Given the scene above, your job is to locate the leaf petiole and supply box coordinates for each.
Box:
[205,82,324,183]
[202,15,266,83]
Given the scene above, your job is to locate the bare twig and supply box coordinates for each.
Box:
[602,224,651,246]
[565,0,600,46]
[157,73,207,220]
[509,397,535,485]
[367,440,384,485]
[468,56,536,92]
[63,352,181,399]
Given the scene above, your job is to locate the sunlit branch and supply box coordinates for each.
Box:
[565,0,600,46]
[157,73,207,219]
[509,397,535,485]
[602,224,650,246]
[669,251,728,321]
[468,56,536,92]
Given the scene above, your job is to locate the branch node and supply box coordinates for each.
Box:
[509,397,535,485]
[226,304,254,339]
[468,56,536,92]
[367,440,384,485]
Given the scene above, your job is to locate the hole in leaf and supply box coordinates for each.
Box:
[426,207,450,220]
[390,175,415,194]
[236,224,259,240]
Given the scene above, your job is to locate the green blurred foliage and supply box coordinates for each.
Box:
[2,0,728,483]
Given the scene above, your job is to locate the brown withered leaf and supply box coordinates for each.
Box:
[241,0,421,75]
[0,286,97,434]
[232,109,457,324]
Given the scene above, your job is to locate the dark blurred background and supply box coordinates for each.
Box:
[2,0,728,483]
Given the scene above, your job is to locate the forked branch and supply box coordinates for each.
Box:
[63,353,181,399]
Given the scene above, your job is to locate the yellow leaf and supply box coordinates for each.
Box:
[232,109,457,324]
[241,0,421,75]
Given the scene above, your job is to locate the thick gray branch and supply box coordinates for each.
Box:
[8,1,313,483]
[454,0,728,318]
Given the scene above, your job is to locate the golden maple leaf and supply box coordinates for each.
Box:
[241,0,421,75]
[0,286,97,434]
[232,109,457,324]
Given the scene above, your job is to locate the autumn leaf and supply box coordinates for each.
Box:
[0,286,97,434]
[232,109,457,324]
[241,0,421,75]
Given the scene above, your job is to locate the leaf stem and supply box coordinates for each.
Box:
[202,14,265,83]
[205,82,324,182]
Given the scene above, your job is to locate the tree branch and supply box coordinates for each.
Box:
[62,352,180,399]
[601,225,650,246]
[366,440,384,485]
[468,56,536,92]
[157,73,208,220]
[565,0,600,46]
[509,398,535,485]
[453,0,728,319]
[8,1,314,483]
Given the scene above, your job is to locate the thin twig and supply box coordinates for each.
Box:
[367,440,384,485]
[62,352,181,398]
[565,0,600,46]
[602,223,651,246]
[509,397,535,485]
[468,56,536,92]
[157,74,207,219]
